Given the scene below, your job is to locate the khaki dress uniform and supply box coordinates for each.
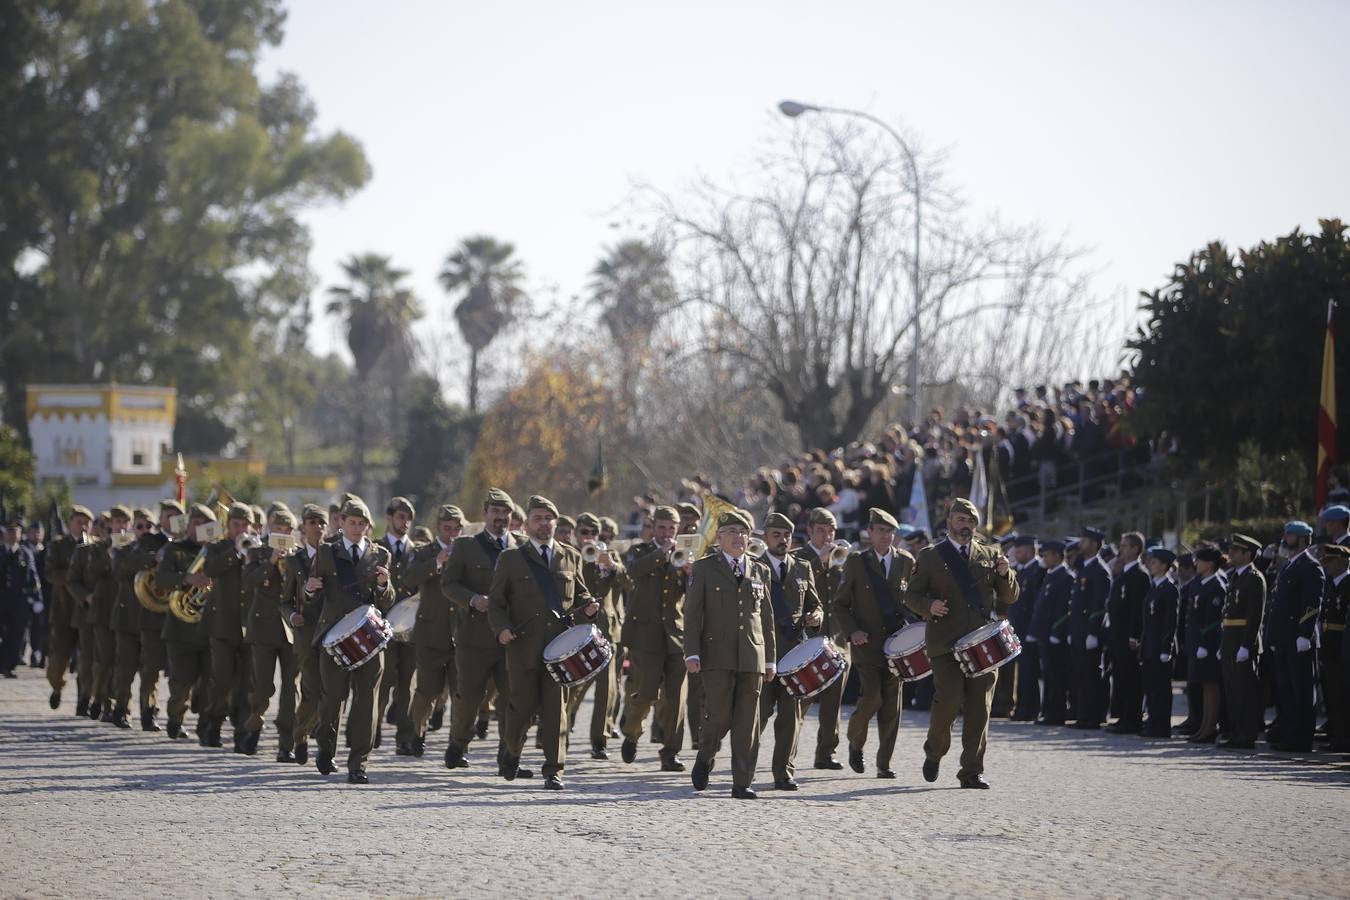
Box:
[684,552,777,791]
[620,542,689,762]
[795,544,846,765]
[156,539,212,737]
[566,555,628,752]
[109,536,152,722]
[202,538,253,743]
[43,532,87,702]
[279,543,322,753]
[757,551,821,784]
[74,537,118,714]
[242,545,301,754]
[375,533,418,749]
[407,538,457,746]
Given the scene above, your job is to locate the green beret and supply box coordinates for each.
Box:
[411,526,434,544]
[340,492,364,507]
[576,512,601,530]
[598,516,618,534]
[716,509,753,531]
[69,505,94,522]
[868,507,899,529]
[226,503,252,522]
[676,503,701,519]
[653,506,678,522]
[250,504,266,525]
[1321,544,1350,560]
[300,503,328,523]
[763,512,795,532]
[98,510,112,522]
[340,498,372,521]
[808,507,837,527]
[484,487,514,509]
[189,503,217,523]
[130,506,152,521]
[527,495,559,517]
[557,514,576,529]
[158,499,185,516]
[1230,533,1262,553]
[266,501,291,517]
[949,498,980,521]
[270,508,298,528]
[386,496,415,517]
[437,504,464,522]
[108,504,132,521]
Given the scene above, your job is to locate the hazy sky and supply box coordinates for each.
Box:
[259,0,1350,376]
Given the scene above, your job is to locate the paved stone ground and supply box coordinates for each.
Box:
[1,668,1346,898]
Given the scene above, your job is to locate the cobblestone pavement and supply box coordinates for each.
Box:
[2,669,1347,898]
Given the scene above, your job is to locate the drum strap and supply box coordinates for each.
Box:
[935,540,988,617]
[521,550,567,618]
[333,552,361,604]
[476,531,503,565]
[768,567,795,637]
[862,559,904,634]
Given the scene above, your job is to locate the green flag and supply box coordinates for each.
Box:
[587,432,607,495]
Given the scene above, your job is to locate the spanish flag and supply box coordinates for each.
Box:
[1317,299,1338,507]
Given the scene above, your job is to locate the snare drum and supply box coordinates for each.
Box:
[883,622,931,681]
[543,624,612,687]
[385,594,420,642]
[952,619,1021,678]
[322,605,393,671]
[776,636,846,699]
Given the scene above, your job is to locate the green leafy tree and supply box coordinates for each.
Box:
[439,236,527,412]
[589,238,677,419]
[390,376,482,512]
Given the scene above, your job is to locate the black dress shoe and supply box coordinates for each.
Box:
[445,742,468,769]
[294,741,309,765]
[410,737,425,758]
[100,705,117,724]
[691,757,710,791]
[141,710,161,732]
[166,719,186,740]
[731,786,757,799]
[277,749,296,763]
[500,753,520,780]
[49,690,61,711]
[515,767,534,778]
[774,778,799,791]
[959,773,991,789]
[814,757,844,770]
[660,756,686,772]
[1188,731,1217,744]
[591,742,609,760]
[848,747,865,774]
[316,755,336,776]
[113,709,132,729]
[876,769,896,779]
[475,718,490,739]
[428,708,444,732]
[243,730,261,756]
[543,775,564,790]
[609,727,620,739]
[1,670,15,679]
[621,738,637,764]
[75,696,89,717]
[88,700,103,720]
[394,741,412,757]
[205,730,223,749]
[347,771,369,784]
[922,758,939,783]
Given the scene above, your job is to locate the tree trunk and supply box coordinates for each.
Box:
[353,403,367,495]
[468,346,480,413]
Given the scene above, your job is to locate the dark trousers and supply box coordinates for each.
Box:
[1272,644,1316,749]
[1220,654,1261,742]
[1109,644,1143,726]
[1141,658,1173,734]
[698,669,763,789]
[1040,641,1071,723]
[317,651,383,773]
[925,652,995,778]
[1012,640,1041,720]
[1321,647,1348,748]
[803,658,847,761]
[0,599,31,672]
[847,658,902,768]
[1071,644,1105,726]
[28,601,49,659]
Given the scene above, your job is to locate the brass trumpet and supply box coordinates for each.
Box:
[747,537,767,558]
[581,541,609,565]
[828,540,851,568]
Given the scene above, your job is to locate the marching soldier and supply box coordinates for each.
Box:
[279,504,328,765]
[133,502,179,731]
[1105,532,1150,734]
[1008,535,1044,721]
[107,507,154,728]
[1320,544,1350,752]
[1218,534,1265,749]
[156,503,217,741]
[598,515,626,738]
[756,512,822,790]
[242,507,301,760]
[376,497,419,754]
[904,498,1019,789]
[676,503,707,751]
[487,495,600,790]
[555,515,576,549]
[406,504,465,757]
[43,505,92,711]
[833,508,914,778]
[1139,547,1179,738]
[1266,521,1324,752]
[309,497,395,783]
[684,508,776,799]
[1068,527,1111,729]
[441,488,528,776]
[1031,539,1073,725]
[1186,547,1227,743]
[75,505,129,722]
[619,506,690,771]
[795,507,847,769]
[202,503,256,752]
[566,512,628,761]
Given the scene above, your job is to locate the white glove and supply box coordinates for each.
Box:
[1296,637,1312,653]
[32,601,44,614]
[1217,648,1223,661]
[1049,635,1062,645]
[1159,653,1171,663]
[1085,634,1099,650]
[1195,647,1209,660]
[1025,635,1039,643]
[1235,646,1250,663]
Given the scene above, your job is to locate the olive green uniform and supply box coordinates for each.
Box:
[619,542,689,761]
[73,537,118,711]
[375,533,419,748]
[407,538,457,742]
[243,544,301,751]
[566,555,628,750]
[156,539,212,734]
[43,533,87,701]
[202,538,253,740]
[279,544,322,748]
[757,551,820,782]
[442,530,515,759]
[110,534,163,717]
[1220,563,1265,744]
[795,543,846,764]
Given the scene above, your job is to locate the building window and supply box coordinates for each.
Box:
[56,439,84,467]
[132,449,146,466]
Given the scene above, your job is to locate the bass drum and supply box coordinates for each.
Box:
[385,594,420,642]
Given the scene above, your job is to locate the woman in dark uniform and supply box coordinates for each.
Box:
[1185,547,1227,742]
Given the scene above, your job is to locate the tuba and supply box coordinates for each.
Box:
[134,564,172,614]
[168,545,211,624]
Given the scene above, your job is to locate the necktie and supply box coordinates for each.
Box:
[540,544,549,567]
[960,544,969,561]
[351,542,360,564]
[777,560,786,582]
[395,539,403,557]
[499,536,506,552]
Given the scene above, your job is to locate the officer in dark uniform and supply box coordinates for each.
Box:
[1138,547,1178,737]
[1319,544,1349,752]
[25,520,48,669]
[1172,553,1201,735]
[1,512,40,677]
[1218,534,1265,749]
[1266,521,1324,752]
[1186,547,1227,743]
[1105,532,1150,734]
[1069,528,1111,729]
[1008,535,1044,721]
[1032,539,1073,725]
[989,532,1021,718]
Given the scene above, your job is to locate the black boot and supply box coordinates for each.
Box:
[166,719,187,740]
[87,699,103,720]
[74,695,89,717]
[428,708,444,732]
[410,736,425,758]
[243,729,261,756]
[100,704,117,724]
[112,704,132,729]
[205,720,223,748]
[294,740,309,765]
[49,690,61,710]
[445,742,468,769]
[475,718,490,739]
[141,708,161,732]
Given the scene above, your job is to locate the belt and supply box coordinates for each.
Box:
[1324,623,1347,632]
[1222,618,1248,627]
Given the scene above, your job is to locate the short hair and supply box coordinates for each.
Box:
[1120,532,1146,555]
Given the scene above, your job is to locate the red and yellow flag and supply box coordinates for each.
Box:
[1317,299,1338,507]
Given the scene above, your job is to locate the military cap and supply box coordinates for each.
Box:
[340,497,372,521]
[1065,538,1082,553]
[4,510,24,528]
[387,496,415,517]
[1148,547,1177,565]
[676,502,701,520]
[1321,544,1350,560]
[948,498,980,521]
[527,495,559,517]
[300,503,328,523]
[1081,526,1105,542]
[511,503,526,520]
[996,532,1018,547]
[598,516,619,534]
[412,526,434,544]
[905,528,929,542]
[159,499,185,516]
[1329,487,1350,504]
[98,510,112,522]
[225,502,252,522]
[1194,546,1226,566]
[576,512,601,530]
[266,501,291,517]
[1230,533,1262,553]
[557,514,576,529]
[250,504,266,525]
[484,487,514,509]
[270,507,298,528]
[653,506,679,522]
[716,508,753,531]
[868,507,900,529]
[340,492,364,507]
[1040,539,1066,553]
[132,506,154,521]
[189,503,217,522]
[1014,534,1037,548]
[1177,552,1195,568]
[437,504,464,523]
[763,512,794,532]
[1284,520,1313,537]
[69,504,94,522]
[105,504,131,521]
[1321,505,1350,522]
[807,507,837,527]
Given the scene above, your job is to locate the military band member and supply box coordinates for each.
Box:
[406,504,465,757]
[107,507,155,729]
[756,512,822,790]
[1320,544,1350,752]
[376,496,419,754]
[202,503,256,752]
[1218,534,1266,749]
[795,507,847,769]
[598,514,626,738]
[1105,532,1149,734]
[555,515,576,549]
[44,505,93,711]
[280,504,328,765]
[619,506,689,771]
[156,504,217,741]
[309,498,395,783]
[442,488,527,776]
[684,509,775,798]
[677,502,705,748]
[133,502,178,731]
[1266,521,1324,752]
[1031,540,1072,725]
[833,508,914,778]
[1068,527,1111,729]
[75,505,129,721]
[566,512,628,760]
[904,498,1018,789]
[242,507,301,760]
[488,495,600,790]
[1008,535,1044,721]
[1186,547,1227,743]
[1139,547,1179,738]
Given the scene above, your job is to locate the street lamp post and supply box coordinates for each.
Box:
[779,100,923,430]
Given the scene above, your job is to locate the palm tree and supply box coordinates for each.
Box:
[326,253,422,488]
[589,238,677,418]
[438,236,526,412]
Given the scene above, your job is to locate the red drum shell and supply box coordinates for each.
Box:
[952,619,1022,678]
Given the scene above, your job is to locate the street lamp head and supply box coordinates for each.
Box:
[778,100,819,118]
